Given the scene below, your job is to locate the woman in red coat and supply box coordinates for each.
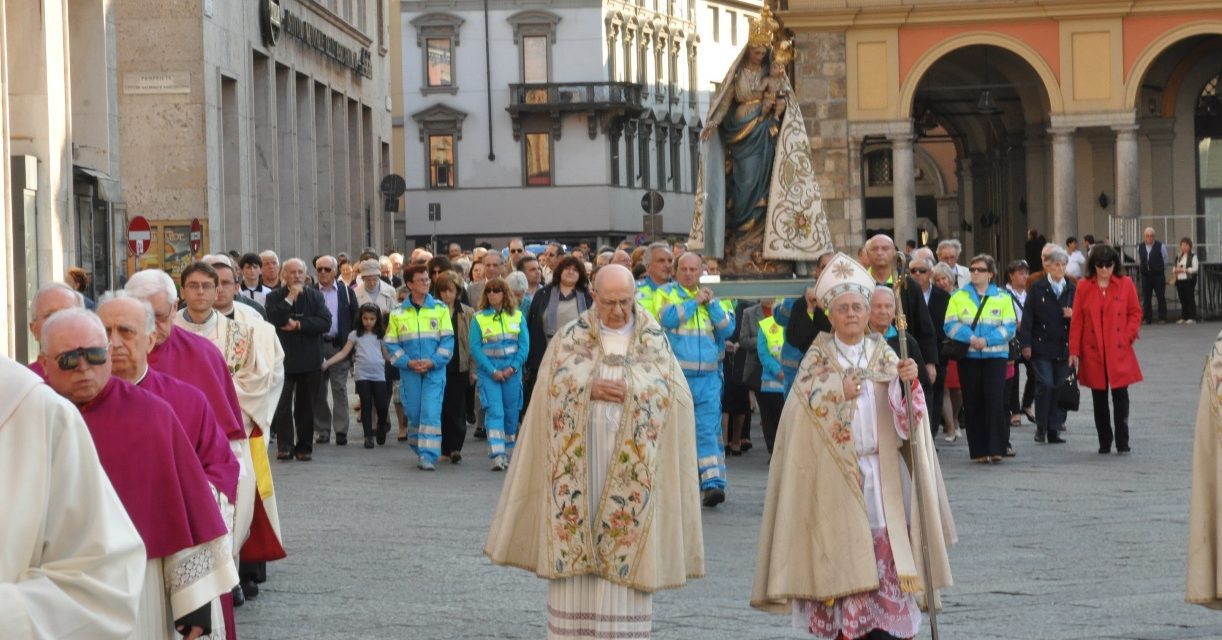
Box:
[1069,244,1143,454]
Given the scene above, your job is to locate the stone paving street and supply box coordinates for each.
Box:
[238,322,1222,640]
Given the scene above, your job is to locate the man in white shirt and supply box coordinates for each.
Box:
[1065,236,1087,279]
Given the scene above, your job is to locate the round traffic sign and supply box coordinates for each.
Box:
[189,218,203,255]
[640,190,664,214]
[128,216,152,257]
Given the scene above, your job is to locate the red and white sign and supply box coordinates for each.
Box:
[128,216,152,256]
[189,218,203,255]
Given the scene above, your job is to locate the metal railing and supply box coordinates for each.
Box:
[507,82,646,111]
[1110,214,1219,319]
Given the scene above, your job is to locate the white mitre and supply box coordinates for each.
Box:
[814,252,875,308]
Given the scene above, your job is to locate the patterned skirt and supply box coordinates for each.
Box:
[791,528,921,639]
[547,575,653,639]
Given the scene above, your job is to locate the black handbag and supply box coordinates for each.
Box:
[1008,338,1022,362]
[1057,367,1081,412]
[941,294,989,362]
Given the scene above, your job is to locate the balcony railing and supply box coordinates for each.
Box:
[507,82,646,114]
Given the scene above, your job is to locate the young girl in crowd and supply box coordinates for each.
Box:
[323,303,391,449]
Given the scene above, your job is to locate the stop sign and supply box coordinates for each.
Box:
[189,218,203,255]
[128,216,152,256]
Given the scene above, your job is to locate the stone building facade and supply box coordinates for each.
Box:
[115,0,393,275]
[784,0,1222,263]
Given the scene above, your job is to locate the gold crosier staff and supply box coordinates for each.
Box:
[891,251,940,639]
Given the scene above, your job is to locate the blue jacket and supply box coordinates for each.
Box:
[469,308,530,377]
[944,284,1016,360]
[385,294,455,372]
[655,283,736,376]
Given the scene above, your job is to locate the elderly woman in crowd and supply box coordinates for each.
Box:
[1019,245,1075,444]
[944,254,1017,463]
[1070,244,1143,454]
[932,263,961,442]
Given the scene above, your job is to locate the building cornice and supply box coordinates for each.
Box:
[780,0,1221,31]
[296,0,374,47]
[402,0,603,13]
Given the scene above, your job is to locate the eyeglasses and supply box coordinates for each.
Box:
[969,267,991,273]
[317,267,334,272]
[509,248,524,253]
[1095,262,1116,269]
[184,281,217,292]
[909,268,929,274]
[53,346,108,371]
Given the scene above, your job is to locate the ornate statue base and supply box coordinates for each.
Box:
[720,224,796,278]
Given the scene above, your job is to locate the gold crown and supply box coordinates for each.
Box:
[772,39,794,66]
[748,5,780,48]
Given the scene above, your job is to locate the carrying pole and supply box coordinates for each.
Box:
[891,252,940,639]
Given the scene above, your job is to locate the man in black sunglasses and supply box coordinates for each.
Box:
[40,308,237,638]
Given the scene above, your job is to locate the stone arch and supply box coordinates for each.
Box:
[1125,21,1222,112]
[898,32,1064,119]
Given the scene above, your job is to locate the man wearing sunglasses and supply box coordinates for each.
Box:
[40,308,237,639]
[1,352,147,640]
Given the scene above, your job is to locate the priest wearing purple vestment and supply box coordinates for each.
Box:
[25,282,86,377]
[39,309,237,639]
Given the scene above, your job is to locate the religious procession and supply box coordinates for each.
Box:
[6,1,1222,639]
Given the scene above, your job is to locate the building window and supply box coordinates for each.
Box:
[412,13,464,95]
[709,7,719,44]
[727,11,737,46]
[429,135,455,188]
[426,38,453,88]
[412,104,467,189]
[523,35,548,83]
[670,127,682,191]
[524,132,552,186]
[867,152,893,186]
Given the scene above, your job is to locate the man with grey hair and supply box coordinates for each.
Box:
[485,264,703,637]
[266,258,332,461]
[936,238,971,288]
[1138,226,1169,324]
[312,254,357,445]
[26,282,86,375]
[260,250,282,289]
[636,241,673,317]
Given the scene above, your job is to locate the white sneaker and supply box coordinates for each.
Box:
[1177,319,1185,324]
[417,460,436,471]
[491,456,507,472]
[1187,319,1196,324]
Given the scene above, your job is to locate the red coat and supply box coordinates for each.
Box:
[1068,275,1143,390]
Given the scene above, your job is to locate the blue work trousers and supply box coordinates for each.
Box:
[400,368,445,464]
[686,372,726,491]
[478,372,523,460]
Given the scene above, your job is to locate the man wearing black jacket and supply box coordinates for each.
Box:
[313,255,358,445]
[267,258,332,461]
[864,234,939,381]
[909,253,950,435]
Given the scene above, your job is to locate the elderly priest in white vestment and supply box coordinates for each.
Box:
[485,264,705,639]
[1189,330,1222,608]
[0,355,146,640]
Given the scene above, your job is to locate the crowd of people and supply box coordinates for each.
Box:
[2,223,1199,640]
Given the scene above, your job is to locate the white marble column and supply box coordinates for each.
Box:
[1114,124,1140,219]
[890,132,916,246]
[1049,126,1078,243]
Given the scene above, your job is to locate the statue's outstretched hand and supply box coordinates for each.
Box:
[700,124,717,143]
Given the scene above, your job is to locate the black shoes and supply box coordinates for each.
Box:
[474,427,487,440]
[240,579,259,599]
[295,452,312,461]
[335,434,347,446]
[364,437,375,449]
[276,451,293,461]
[701,488,726,508]
[1047,433,1066,444]
[1034,432,1046,443]
[232,585,245,607]
[450,451,462,464]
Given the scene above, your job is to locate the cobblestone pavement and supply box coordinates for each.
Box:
[237,322,1222,640]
